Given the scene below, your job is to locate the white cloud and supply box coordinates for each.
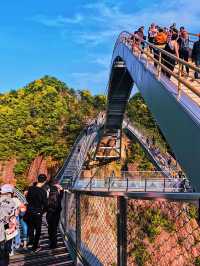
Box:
[32,14,83,27]
[74,0,200,46]
[30,0,200,93]
[32,1,200,46]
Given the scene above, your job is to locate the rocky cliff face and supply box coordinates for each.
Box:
[127,200,200,266]
[0,156,58,185]
[0,159,17,184]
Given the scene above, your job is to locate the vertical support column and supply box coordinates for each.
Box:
[163,178,166,193]
[76,192,81,265]
[64,190,68,234]
[126,176,129,192]
[120,128,122,159]
[178,62,182,99]
[198,199,200,224]
[157,51,162,80]
[117,196,127,266]
[146,45,149,68]
[145,178,147,192]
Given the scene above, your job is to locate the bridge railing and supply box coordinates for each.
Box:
[116,31,200,103]
[60,189,200,266]
[74,170,192,193]
[123,120,186,180]
[56,114,104,183]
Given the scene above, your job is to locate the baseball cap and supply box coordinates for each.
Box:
[1,184,14,194]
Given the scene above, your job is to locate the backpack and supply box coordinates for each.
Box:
[48,187,59,212]
[179,38,189,51]
[192,41,200,60]
[195,42,200,55]
[0,240,11,259]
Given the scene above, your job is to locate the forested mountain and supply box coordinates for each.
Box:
[0,79,169,189]
[0,76,106,188]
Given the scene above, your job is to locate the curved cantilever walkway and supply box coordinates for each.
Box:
[105,32,200,191]
[123,121,182,177]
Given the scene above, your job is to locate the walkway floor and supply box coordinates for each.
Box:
[9,221,74,266]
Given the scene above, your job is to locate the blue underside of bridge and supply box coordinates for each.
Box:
[105,42,200,192]
[105,64,133,130]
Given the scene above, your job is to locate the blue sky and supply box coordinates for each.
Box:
[0,0,199,95]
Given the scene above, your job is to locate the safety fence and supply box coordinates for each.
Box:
[75,170,191,193]
[56,114,105,185]
[123,120,184,178]
[60,189,200,266]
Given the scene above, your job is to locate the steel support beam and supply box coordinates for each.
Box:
[117,196,127,266]
[75,193,81,265]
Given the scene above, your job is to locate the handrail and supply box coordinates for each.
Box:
[74,170,191,194]
[70,188,200,200]
[60,189,200,266]
[55,127,86,180]
[56,116,103,181]
[119,31,200,74]
[189,32,200,37]
[115,31,200,102]
[123,120,185,177]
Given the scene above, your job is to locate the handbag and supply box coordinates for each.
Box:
[5,215,18,241]
[5,229,18,241]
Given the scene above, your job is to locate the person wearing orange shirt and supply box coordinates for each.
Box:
[154,28,167,67]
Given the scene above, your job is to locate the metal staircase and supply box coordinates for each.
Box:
[9,221,74,266]
[55,116,104,186]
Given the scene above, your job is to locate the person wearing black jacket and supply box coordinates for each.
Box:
[192,35,200,79]
[46,180,63,249]
[26,174,48,252]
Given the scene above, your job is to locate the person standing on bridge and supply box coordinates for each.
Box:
[153,28,167,68]
[178,31,190,77]
[162,33,179,78]
[135,26,145,50]
[26,174,48,252]
[46,179,63,249]
[192,35,200,79]
[148,23,158,45]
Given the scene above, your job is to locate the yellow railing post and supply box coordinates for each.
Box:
[146,45,149,68]
[178,62,182,99]
[157,51,162,79]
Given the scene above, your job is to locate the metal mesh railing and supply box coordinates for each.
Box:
[68,194,76,243]
[123,120,183,175]
[127,199,200,266]
[60,190,200,266]
[80,195,117,266]
[75,170,190,193]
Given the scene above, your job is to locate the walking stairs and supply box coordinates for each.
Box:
[9,221,74,266]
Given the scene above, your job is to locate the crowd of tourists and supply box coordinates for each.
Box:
[128,23,200,80]
[0,174,63,266]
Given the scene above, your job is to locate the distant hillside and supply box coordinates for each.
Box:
[0,76,106,189]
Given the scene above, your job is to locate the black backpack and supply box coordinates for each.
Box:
[0,240,11,259]
[48,186,59,212]
[195,42,200,55]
